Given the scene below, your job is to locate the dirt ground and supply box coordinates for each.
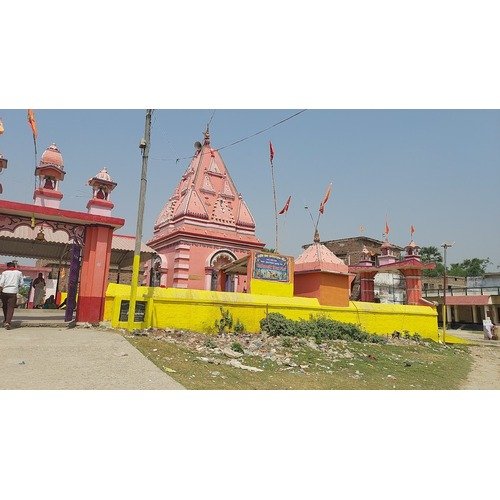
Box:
[444,329,500,389]
[460,344,500,389]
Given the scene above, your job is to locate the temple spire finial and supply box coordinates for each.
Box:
[314,228,320,243]
[204,125,210,146]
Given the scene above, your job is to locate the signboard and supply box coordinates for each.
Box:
[119,300,147,322]
[253,253,290,282]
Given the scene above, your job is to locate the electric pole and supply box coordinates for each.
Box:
[127,109,153,330]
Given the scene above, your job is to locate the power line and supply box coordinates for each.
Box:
[151,109,307,163]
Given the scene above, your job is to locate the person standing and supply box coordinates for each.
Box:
[0,262,24,329]
[32,272,46,309]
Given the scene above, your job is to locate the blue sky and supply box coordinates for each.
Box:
[1,109,499,269]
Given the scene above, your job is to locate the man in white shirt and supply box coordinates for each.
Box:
[0,262,24,330]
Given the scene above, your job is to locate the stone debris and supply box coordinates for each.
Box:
[113,352,129,357]
[221,348,244,359]
[226,359,263,372]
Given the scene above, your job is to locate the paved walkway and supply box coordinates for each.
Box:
[0,326,184,390]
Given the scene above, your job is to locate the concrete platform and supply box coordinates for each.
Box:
[0,326,185,390]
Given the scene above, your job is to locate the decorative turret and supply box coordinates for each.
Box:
[358,245,374,267]
[33,143,65,208]
[378,239,397,266]
[404,240,421,260]
[87,167,117,216]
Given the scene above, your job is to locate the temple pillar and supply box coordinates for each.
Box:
[65,243,81,322]
[360,272,376,302]
[172,244,190,288]
[401,269,422,305]
[204,267,213,290]
[76,225,113,323]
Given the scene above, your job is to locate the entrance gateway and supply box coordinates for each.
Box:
[0,143,126,323]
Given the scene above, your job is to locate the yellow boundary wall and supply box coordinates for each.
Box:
[102,283,470,343]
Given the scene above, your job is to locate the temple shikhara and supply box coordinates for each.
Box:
[147,128,264,292]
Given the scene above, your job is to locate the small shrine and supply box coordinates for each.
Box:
[87,168,117,216]
[33,143,66,209]
[294,230,352,306]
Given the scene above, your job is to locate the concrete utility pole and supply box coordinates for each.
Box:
[127,109,153,330]
[441,241,454,343]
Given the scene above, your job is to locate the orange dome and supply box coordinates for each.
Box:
[40,143,64,169]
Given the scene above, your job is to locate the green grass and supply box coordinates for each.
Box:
[124,332,473,390]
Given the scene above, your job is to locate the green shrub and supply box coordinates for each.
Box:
[260,313,295,336]
[231,341,244,354]
[214,307,233,334]
[234,319,245,334]
[260,313,386,343]
[204,338,217,349]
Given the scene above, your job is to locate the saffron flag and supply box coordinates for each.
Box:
[410,224,415,236]
[385,220,390,236]
[269,141,275,163]
[0,119,4,135]
[278,195,291,215]
[319,182,332,214]
[27,109,38,139]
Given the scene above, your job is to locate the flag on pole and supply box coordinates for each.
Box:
[0,119,4,135]
[269,141,275,164]
[319,182,332,214]
[27,109,38,139]
[410,224,415,236]
[278,195,291,215]
[384,219,390,236]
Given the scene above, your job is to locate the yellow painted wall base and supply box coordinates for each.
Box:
[102,283,468,343]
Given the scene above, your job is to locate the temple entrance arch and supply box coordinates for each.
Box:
[208,250,237,291]
[0,199,124,323]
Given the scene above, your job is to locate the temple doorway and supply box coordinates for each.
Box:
[209,250,236,292]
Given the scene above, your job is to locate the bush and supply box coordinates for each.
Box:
[260,313,386,343]
[215,307,233,334]
[260,313,295,336]
[231,341,244,354]
[234,319,245,334]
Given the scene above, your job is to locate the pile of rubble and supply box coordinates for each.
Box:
[129,328,388,373]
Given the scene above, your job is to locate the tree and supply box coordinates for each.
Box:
[420,246,444,277]
[420,246,443,264]
[420,245,491,278]
[448,258,491,277]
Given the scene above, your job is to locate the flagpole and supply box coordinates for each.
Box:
[269,144,279,252]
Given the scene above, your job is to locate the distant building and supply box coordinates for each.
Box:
[315,236,404,266]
